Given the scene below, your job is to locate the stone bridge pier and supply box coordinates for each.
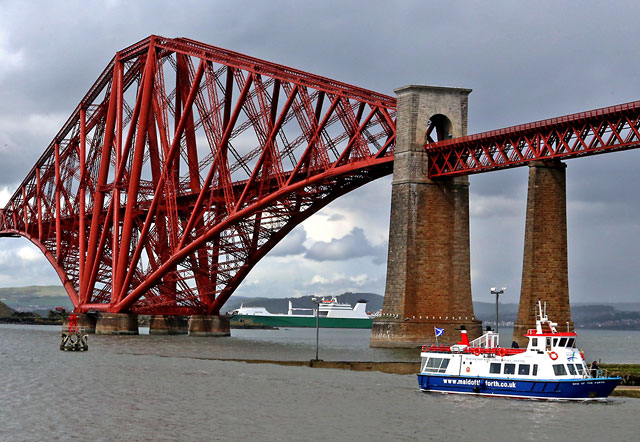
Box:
[371,85,483,348]
[512,160,573,347]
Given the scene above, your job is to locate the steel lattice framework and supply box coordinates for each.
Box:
[2,35,640,314]
[0,36,396,314]
[427,100,640,177]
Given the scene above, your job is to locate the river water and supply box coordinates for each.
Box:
[1,324,639,441]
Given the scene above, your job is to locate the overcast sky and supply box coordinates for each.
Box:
[1,0,640,304]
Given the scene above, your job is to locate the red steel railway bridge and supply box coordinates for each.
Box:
[1,36,639,342]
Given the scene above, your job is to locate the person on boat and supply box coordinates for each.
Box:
[590,360,599,377]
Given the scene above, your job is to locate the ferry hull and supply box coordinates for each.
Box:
[418,374,621,400]
[230,314,372,329]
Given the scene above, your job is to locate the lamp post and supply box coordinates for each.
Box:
[490,287,506,334]
[311,297,320,361]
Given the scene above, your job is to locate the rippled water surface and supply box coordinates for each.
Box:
[1,324,638,441]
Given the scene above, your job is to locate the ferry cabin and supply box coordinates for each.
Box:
[421,331,590,380]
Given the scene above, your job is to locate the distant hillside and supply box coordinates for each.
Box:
[473,302,640,329]
[0,300,14,317]
[0,285,72,312]
[0,284,638,329]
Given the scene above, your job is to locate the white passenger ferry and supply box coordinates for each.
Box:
[229,298,373,328]
[418,301,621,400]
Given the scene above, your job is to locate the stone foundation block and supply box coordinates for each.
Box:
[149,315,189,335]
[188,315,230,337]
[370,317,483,348]
[95,313,139,335]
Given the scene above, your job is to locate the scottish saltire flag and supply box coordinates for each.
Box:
[434,327,444,337]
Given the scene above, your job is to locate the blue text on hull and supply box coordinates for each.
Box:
[418,374,620,400]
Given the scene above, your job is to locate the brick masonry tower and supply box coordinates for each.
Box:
[370,85,483,348]
[512,160,573,347]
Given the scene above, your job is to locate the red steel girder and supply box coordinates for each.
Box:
[0,35,396,315]
[6,34,640,316]
[427,100,640,177]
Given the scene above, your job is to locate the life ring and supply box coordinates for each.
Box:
[466,366,471,373]
[473,348,481,356]
[549,351,558,360]
[497,348,506,357]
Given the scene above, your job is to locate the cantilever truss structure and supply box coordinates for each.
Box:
[0,36,396,314]
[2,35,640,315]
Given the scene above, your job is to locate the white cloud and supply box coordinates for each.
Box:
[310,275,329,284]
[0,186,13,207]
[17,246,43,261]
[302,178,392,247]
[0,238,60,287]
[349,274,368,285]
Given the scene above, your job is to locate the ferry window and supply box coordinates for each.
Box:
[553,364,567,376]
[567,338,575,348]
[567,364,577,375]
[553,338,559,347]
[503,364,516,375]
[531,338,538,347]
[518,364,530,375]
[490,363,501,374]
[575,364,584,375]
[546,338,551,349]
[559,338,567,347]
[423,358,450,373]
[532,364,538,376]
[426,358,441,371]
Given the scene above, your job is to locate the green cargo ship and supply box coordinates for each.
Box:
[228,298,373,329]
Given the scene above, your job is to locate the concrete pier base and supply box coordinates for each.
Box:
[62,313,97,334]
[513,160,573,347]
[188,315,230,337]
[149,315,189,335]
[371,318,483,348]
[95,313,139,335]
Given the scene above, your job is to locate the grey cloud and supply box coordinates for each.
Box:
[269,227,307,257]
[327,213,346,222]
[305,227,387,264]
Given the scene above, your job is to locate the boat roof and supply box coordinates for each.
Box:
[524,330,577,337]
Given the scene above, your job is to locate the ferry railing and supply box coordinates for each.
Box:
[589,368,608,379]
[420,345,526,356]
[469,332,499,349]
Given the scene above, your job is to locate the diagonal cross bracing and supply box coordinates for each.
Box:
[3,35,640,314]
[426,101,640,177]
[0,35,396,314]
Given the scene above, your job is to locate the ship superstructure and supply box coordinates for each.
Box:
[418,301,620,400]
